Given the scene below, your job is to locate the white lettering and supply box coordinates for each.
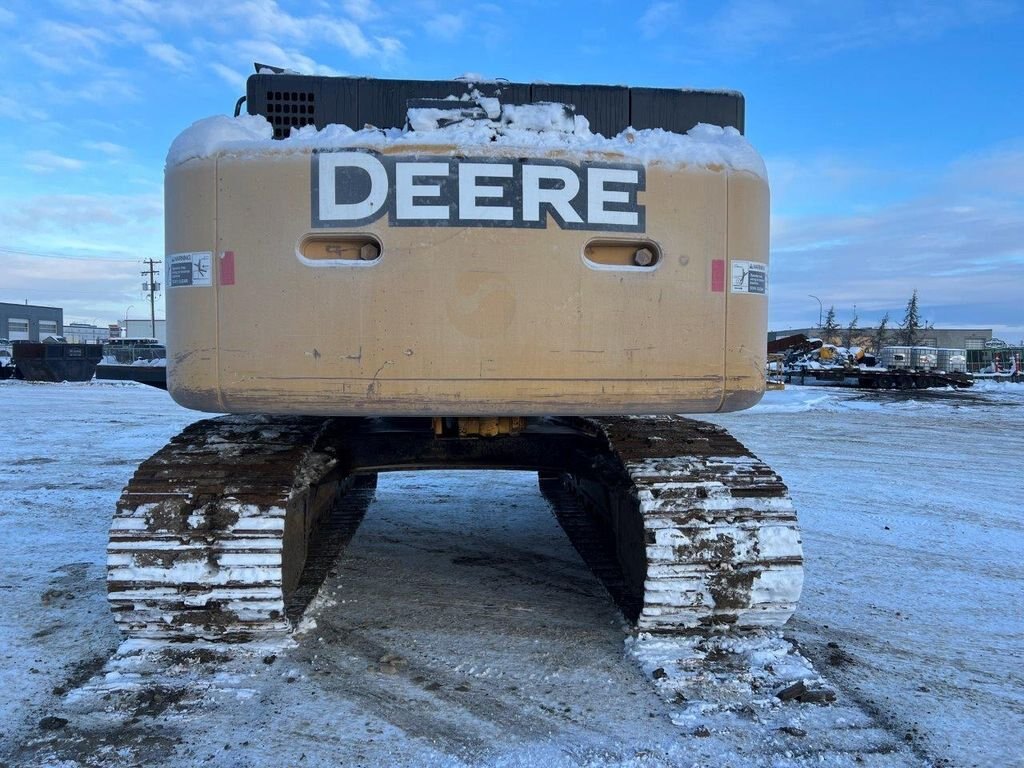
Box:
[587,167,639,227]
[318,152,388,222]
[522,165,583,224]
[395,162,449,220]
[458,163,514,221]
[312,151,643,230]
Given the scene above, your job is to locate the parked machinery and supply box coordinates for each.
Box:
[107,73,803,642]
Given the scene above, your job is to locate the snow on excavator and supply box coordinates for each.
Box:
[106,72,802,642]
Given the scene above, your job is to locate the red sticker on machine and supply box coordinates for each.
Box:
[711,259,725,292]
[220,251,235,286]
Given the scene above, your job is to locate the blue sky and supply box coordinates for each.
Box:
[1,0,1022,340]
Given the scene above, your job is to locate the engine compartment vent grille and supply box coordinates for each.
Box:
[264,90,317,139]
[246,76,744,141]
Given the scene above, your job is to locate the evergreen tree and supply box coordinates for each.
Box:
[821,305,840,345]
[899,290,921,346]
[842,307,859,348]
[873,312,890,353]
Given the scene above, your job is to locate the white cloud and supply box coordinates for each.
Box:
[24,49,75,74]
[0,193,161,231]
[84,141,130,156]
[425,13,465,40]
[23,151,85,173]
[58,0,192,24]
[210,1,380,59]
[706,0,792,50]
[43,1,398,66]
[228,41,345,77]
[39,21,110,50]
[814,1,1016,54]
[210,62,247,89]
[227,0,307,39]
[28,22,111,71]
[373,36,404,59]
[321,18,375,57]
[202,4,395,61]
[113,21,158,44]
[632,1,1018,61]
[343,0,381,22]
[766,153,894,217]
[145,42,190,71]
[945,141,1024,197]
[0,193,164,307]
[0,252,159,325]
[0,96,48,122]
[76,77,141,104]
[637,2,680,40]
[21,0,404,103]
[32,69,141,107]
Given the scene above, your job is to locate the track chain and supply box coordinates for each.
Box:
[107,414,801,641]
[592,415,803,631]
[107,415,342,641]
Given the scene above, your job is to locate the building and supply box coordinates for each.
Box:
[64,322,116,344]
[0,301,63,342]
[769,327,993,351]
[123,319,167,345]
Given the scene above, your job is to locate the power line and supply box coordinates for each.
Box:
[0,245,141,263]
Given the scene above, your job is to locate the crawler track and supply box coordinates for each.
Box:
[107,416,350,641]
[108,414,802,641]
[579,416,803,631]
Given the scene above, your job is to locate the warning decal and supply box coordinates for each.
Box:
[168,252,213,288]
[730,260,767,295]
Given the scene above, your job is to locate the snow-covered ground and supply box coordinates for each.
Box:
[711,383,1024,768]
[0,380,1021,767]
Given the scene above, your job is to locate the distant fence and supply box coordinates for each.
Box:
[102,341,166,364]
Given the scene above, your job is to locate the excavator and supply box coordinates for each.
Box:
[106,71,803,642]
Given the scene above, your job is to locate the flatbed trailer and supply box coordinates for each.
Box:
[786,366,973,390]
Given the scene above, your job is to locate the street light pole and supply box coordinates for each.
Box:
[124,305,134,339]
[808,295,823,328]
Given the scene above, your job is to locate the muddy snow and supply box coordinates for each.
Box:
[0,380,1021,767]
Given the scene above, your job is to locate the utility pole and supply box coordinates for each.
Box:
[140,259,161,339]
